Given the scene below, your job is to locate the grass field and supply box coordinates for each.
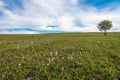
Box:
[0,32,120,80]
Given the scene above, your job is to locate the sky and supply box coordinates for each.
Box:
[0,0,120,34]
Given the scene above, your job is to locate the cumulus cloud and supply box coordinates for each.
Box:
[0,0,120,34]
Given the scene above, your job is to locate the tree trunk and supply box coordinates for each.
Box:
[104,31,107,36]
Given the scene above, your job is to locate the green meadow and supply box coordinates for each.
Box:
[0,32,120,80]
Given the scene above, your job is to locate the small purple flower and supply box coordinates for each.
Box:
[26,77,31,80]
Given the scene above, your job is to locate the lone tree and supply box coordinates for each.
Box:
[97,20,113,36]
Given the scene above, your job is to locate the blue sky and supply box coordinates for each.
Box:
[0,0,120,34]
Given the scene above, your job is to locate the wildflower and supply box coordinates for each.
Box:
[48,58,51,62]
[93,78,96,80]
[26,75,31,80]
[18,63,21,67]
[68,55,73,60]
[62,57,64,59]
[59,54,62,57]
[26,77,31,80]
[80,52,82,56]
[47,63,49,66]
[50,52,53,56]
[68,56,70,59]
[31,46,34,48]
[61,66,64,71]
[80,62,82,65]
[70,55,73,60]
[52,57,55,61]
[80,51,82,54]
[45,71,47,73]
[55,51,58,56]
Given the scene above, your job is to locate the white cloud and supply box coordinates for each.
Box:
[0,0,6,7]
[0,0,120,34]
[0,30,39,34]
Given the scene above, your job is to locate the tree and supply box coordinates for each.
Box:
[97,20,113,36]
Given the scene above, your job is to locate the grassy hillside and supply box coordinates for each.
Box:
[0,32,120,80]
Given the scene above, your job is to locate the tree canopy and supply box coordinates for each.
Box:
[97,20,113,35]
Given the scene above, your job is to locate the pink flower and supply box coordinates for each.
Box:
[26,77,31,80]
